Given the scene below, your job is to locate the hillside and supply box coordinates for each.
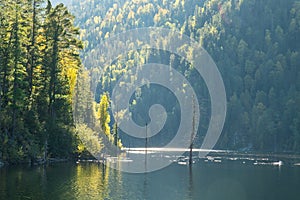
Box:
[68,0,300,152]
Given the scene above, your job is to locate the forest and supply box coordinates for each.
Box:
[0,0,103,164]
[69,0,300,153]
[1,0,300,164]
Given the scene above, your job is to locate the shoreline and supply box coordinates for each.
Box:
[206,151,300,165]
[1,151,300,168]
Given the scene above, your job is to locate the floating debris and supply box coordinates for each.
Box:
[294,163,300,166]
[254,160,283,166]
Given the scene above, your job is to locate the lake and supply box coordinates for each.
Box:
[1,160,300,200]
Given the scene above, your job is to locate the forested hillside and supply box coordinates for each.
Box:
[1,0,300,164]
[69,0,300,152]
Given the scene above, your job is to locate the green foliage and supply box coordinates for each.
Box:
[76,123,103,158]
[1,0,300,163]
[98,93,111,137]
[68,0,300,152]
[0,0,83,163]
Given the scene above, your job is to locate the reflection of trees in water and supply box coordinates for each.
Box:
[188,166,194,200]
[143,174,149,200]
[74,163,109,199]
[110,162,124,199]
[74,162,123,200]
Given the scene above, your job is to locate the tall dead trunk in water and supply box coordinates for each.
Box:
[189,96,196,165]
[145,123,148,172]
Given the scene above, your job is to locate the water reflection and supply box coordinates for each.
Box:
[188,166,193,200]
[74,163,108,199]
[143,174,149,199]
[1,162,300,200]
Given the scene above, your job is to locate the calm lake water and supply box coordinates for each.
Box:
[1,161,300,200]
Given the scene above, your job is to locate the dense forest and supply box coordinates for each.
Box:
[1,0,300,164]
[0,0,85,163]
[68,0,300,152]
[0,0,118,164]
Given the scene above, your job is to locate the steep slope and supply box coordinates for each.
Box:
[69,0,300,152]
